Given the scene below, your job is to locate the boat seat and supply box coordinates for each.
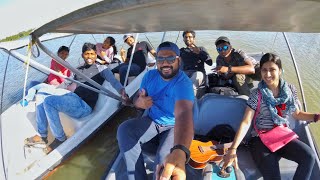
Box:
[59,80,121,137]
[194,93,250,139]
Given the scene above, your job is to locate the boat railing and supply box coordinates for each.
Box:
[9,50,118,99]
[123,33,139,86]
[282,32,320,167]
[32,36,123,102]
[0,47,9,180]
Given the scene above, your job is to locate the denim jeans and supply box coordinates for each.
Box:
[113,63,141,85]
[35,86,67,138]
[38,90,92,141]
[250,137,316,180]
[117,116,174,180]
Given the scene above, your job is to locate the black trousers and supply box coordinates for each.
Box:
[250,137,316,180]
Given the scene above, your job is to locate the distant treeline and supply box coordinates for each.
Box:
[0,29,33,42]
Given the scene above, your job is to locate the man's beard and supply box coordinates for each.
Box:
[158,66,179,79]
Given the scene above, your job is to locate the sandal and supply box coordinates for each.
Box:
[24,135,48,145]
[43,138,65,154]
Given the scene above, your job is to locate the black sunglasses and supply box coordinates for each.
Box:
[156,56,178,64]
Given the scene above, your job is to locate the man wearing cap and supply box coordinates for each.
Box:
[112,34,156,85]
[180,30,213,98]
[117,41,194,180]
[214,36,256,96]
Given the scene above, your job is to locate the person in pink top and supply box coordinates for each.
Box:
[47,46,71,86]
[96,36,118,65]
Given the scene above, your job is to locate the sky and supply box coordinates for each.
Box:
[0,0,101,39]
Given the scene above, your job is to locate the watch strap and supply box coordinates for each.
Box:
[314,114,319,123]
[228,65,232,73]
[170,144,190,164]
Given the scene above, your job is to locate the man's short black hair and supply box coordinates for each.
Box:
[183,30,196,38]
[82,43,96,53]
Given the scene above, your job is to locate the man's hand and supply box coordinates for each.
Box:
[120,89,132,106]
[67,83,77,92]
[222,149,239,170]
[134,88,153,109]
[120,48,126,57]
[216,66,228,74]
[190,44,200,54]
[156,149,187,180]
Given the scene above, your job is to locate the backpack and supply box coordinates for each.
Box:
[209,86,239,96]
[194,124,236,143]
[206,124,236,143]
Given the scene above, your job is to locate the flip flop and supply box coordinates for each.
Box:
[24,135,48,145]
[43,138,65,154]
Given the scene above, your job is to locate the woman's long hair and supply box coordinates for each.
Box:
[106,36,117,55]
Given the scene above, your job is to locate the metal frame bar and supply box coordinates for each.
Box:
[0,48,10,180]
[32,36,123,101]
[10,50,115,98]
[282,32,307,111]
[282,32,320,168]
[124,33,139,86]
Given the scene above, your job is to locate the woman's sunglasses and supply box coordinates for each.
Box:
[216,45,229,52]
[156,56,178,64]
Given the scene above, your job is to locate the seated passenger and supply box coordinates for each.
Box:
[223,53,318,180]
[47,46,71,87]
[117,42,194,179]
[25,43,129,153]
[180,30,213,96]
[214,36,256,96]
[96,36,118,65]
[112,34,156,85]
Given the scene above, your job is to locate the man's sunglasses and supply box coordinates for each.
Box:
[156,56,178,64]
[216,45,229,52]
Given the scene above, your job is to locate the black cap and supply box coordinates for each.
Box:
[215,36,230,46]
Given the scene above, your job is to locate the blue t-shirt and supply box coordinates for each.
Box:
[140,69,194,125]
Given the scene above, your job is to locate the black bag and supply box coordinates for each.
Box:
[208,73,219,87]
[209,86,238,96]
[206,124,236,143]
[194,124,236,143]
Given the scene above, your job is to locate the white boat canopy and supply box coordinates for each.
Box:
[31,0,320,38]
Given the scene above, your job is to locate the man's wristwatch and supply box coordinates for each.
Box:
[228,65,232,74]
[170,144,190,164]
[314,114,319,123]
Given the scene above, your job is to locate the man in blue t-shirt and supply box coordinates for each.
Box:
[117,41,194,180]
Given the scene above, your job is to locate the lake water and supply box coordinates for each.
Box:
[0,30,319,179]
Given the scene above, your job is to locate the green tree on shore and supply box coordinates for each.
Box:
[0,29,33,42]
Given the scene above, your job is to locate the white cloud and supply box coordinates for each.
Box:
[0,0,102,39]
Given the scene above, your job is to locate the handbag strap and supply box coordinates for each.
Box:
[253,89,262,134]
